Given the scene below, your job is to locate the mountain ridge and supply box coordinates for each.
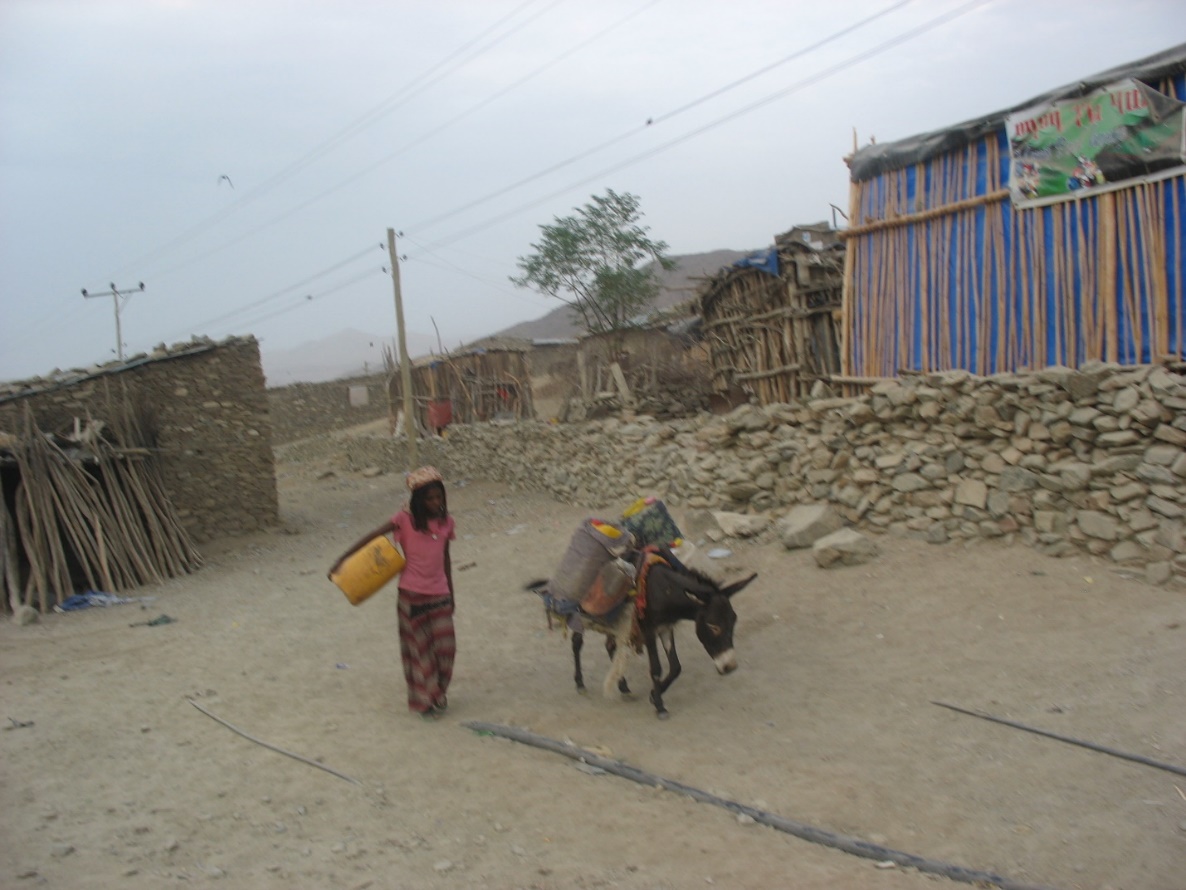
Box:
[261,248,755,384]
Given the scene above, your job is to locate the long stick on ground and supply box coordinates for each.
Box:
[931,701,1186,778]
[189,699,361,786]
[462,720,1053,890]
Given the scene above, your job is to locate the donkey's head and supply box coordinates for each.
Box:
[682,570,757,675]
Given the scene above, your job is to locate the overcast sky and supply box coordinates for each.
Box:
[1,0,1182,381]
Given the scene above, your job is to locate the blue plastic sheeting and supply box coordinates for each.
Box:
[733,248,779,277]
[847,72,1186,376]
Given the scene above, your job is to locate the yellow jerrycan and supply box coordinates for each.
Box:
[331,536,405,605]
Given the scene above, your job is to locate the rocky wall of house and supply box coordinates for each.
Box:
[0,337,278,543]
[420,363,1185,586]
[267,373,390,444]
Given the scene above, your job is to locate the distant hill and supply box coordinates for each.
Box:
[260,249,756,384]
[489,248,753,341]
[261,327,437,387]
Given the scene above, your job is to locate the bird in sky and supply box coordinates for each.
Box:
[217,174,234,188]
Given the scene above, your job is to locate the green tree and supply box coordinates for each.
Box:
[511,190,675,352]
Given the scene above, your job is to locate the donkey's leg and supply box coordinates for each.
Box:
[643,631,670,719]
[572,631,586,693]
[604,636,631,694]
[601,606,636,699]
[654,628,682,696]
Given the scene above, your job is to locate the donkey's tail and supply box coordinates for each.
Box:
[525,579,549,593]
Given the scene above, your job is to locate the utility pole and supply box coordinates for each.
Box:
[81,282,144,361]
[386,229,417,469]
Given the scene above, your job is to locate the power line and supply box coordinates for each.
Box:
[402,246,537,305]
[149,0,978,351]
[405,0,913,235]
[105,0,560,281]
[154,243,383,342]
[417,0,991,252]
[126,0,660,284]
[220,267,382,334]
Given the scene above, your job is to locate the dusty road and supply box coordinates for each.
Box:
[2,447,1185,889]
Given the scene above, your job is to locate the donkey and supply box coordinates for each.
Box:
[529,559,756,719]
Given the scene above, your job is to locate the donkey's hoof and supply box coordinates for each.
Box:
[655,709,670,720]
[576,686,589,696]
[617,679,631,694]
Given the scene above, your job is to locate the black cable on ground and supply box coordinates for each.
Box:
[931,700,1186,778]
[462,720,1055,890]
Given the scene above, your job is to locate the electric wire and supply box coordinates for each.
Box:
[405,0,913,234]
[104,0,559,281]
[405,252,537,305]
[417,0,991,252]
[219,267,383,335]
[43,0,982,375]
[129,0,660,284]
[153,243,383,343]
[142,0,908,292]
[128,0,978,356]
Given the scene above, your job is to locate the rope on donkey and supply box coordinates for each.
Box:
[461,720,1055,890]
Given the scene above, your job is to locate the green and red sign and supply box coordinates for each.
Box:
[1007,78,1186,207]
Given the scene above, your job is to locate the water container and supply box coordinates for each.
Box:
[331,536,405,605]
[621,498,683,548]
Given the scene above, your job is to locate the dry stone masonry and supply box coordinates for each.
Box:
[0,336,278,543]
[280,362,1185,586]
[267,373,390,445]
[424,362,1185,587]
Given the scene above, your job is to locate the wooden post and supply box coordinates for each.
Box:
[387,228,417,469]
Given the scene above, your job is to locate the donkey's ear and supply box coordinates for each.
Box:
[721,573,757,598]
[684,589,711,606]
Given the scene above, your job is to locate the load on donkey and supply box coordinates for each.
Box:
[528,499,756,719]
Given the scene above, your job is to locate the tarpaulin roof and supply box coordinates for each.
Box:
[848,42,1186,182]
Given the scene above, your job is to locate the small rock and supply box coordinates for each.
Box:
[51,844,75,858]
[433,860,454,873]
[736,814,755,826]
[15,604,38,626]
[361,466,383,478]
[165,839,180,853]
[812,528,879,568]
[875,860,897,869]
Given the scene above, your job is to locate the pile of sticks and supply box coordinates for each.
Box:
[700,241,844,404]
[1,410,202,613]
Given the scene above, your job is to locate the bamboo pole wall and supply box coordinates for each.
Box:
[844,77,1186,377]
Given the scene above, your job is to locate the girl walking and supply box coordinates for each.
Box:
[331,466,456,719]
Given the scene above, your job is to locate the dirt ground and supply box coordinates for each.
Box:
[3,443,1186,890]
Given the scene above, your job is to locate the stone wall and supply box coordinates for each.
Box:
[301,362,1186,586]
[267,373,390,444]
[0,337,278,543]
